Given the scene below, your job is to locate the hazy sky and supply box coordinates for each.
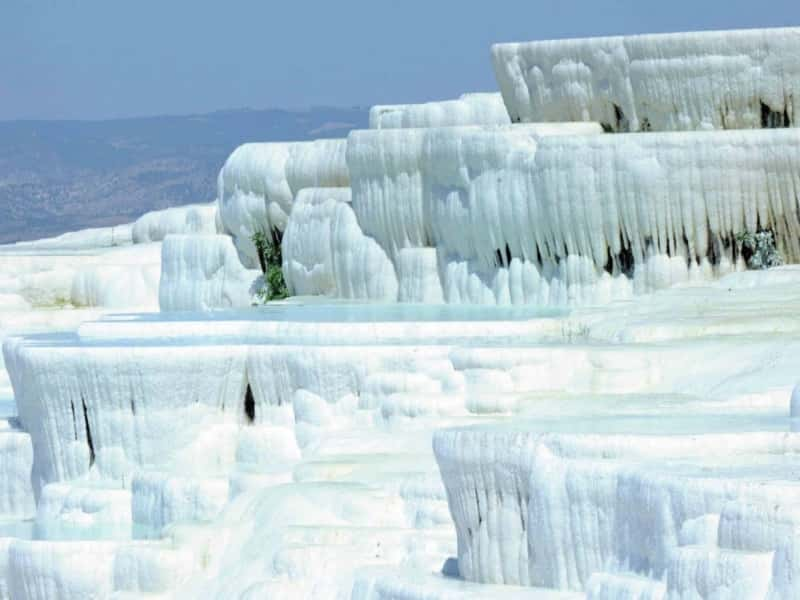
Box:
[1,0,797,120]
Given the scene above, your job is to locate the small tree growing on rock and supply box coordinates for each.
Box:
[251,229,288,302]
[736,230,783,270]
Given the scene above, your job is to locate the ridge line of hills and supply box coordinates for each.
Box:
[0,106,369,244]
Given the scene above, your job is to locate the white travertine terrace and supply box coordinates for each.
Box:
[1,263,800,596]
[347,124,800,305]
[282,187,398,300]
[0,421,35,520]
[0,242,161,312]
[434,425,800,595]
[4,224,134,251]
[216,139,349,268]
[158,234,260,311]
[369,93,511,129]
[67,243,162,310]
[492,27,800,131]
[3,23,800,600]
[3,267,800,597]
[131,203,219,244]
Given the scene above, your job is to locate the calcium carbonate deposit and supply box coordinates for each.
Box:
[1,25,800,600]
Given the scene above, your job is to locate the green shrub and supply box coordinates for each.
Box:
[251,229,288,302]
[736,230,783,270]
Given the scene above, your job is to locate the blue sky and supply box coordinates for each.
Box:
[1,0,797,120]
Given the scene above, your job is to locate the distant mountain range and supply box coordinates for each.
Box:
[0,107,368,243]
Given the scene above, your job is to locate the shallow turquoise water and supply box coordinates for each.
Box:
[0,396,15,418]
[100,301,567,324]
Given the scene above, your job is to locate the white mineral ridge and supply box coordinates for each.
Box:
[0,236,161,417]
[0,536,195,598]
[492,26,800,131]
[68,243,161,310]
[131,202,219,244]
[5,28,800,598]
[131,471,229,533]
[7,539,118,599]
[112,542,196,595]
[5,266,800,597]
[74,304,563,345]
[352,566,582,599]
[0,230,163,435]
[5,201,215,252]
[4,334,248,495]
[159,234,260,311]
[282,187,398,300]
[2,227,798,585]
[0,307,104,417]
[0,252,79,309]
[4,270,796,490]
[217,139,349,268]
[282,188,349,296]
[35,482,131,540]
[0,238,161,311]
[348,124,800,305]
[369,92,511,129]
[397,248,445,303]
[3,224,133,251]
[0,421,35,520]
[585,573,666,600]
[434,425,800,596]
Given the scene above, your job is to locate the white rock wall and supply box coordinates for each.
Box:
[282,188,349,297]
[7,540,118,600]
[348,124,800,305]
[216,139,349,268]
[4,225,133,251]
[282,188,398,300]
[492,27,800,131]
[131,202,219,244]
[3,337,248,496]
[69,243,162,310]
[369,92,511,129]
[0,422,34,520]
[434,427,800,596]
[159,234,260,311]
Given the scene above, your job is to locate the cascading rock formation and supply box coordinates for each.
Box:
[1,25,800,600]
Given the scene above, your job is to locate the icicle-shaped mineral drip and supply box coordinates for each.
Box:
[492,27,800,132]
